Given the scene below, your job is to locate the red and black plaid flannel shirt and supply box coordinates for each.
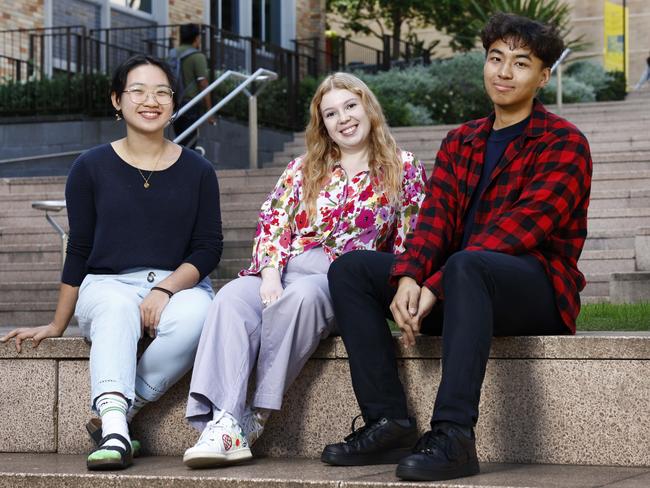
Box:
[391,100,592,333]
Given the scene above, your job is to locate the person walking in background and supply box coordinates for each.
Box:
[182,72,426,468]
[634,51,650,90]
[2,54,223,471]
[321,13,592,482]
[170,23,215,148]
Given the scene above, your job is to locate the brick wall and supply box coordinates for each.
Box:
[296,0,325,42]
[168,0,204,25]
[0,0,44,31]
[0,0,44,79]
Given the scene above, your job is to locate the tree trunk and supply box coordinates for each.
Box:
[391,7,402,60]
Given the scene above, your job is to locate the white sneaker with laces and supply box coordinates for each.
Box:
[183,411,252,468]
[241,407,268,446]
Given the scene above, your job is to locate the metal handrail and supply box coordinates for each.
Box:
[31,200,68,269]
[173,67,278,168]
[551,48,572,115]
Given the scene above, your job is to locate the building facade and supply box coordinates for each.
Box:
[0,0,326,76]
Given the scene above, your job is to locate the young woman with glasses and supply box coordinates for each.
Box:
[1,54,223,471]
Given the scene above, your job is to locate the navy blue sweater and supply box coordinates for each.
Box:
[62,144,223,286]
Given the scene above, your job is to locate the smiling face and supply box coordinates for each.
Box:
[319,88,371,154]
[111,63,174,135]
[483,38,551,114]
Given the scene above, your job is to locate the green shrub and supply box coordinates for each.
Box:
[358,52,491,126]
[596,70,626,101]
[0,73,112,116]
[539,76,596,104]
[565,61,626,101]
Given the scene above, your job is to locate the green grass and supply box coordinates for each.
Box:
[387,303,650,332]
[577,302,650,331]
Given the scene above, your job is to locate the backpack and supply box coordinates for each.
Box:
[167,47,200,102]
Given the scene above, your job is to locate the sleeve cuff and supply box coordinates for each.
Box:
[184,251,221,281]
[422,270,444,300]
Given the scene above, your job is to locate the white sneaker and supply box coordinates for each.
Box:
[241,407,268,446]
[183,411,252,468]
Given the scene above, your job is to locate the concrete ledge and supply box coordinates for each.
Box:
[1,334,649,467]
[2,332,649,360]
[0,455,649,488]
[610,272,650,303]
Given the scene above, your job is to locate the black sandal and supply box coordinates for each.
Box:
[86,433,133,471]
[86,418,142,457]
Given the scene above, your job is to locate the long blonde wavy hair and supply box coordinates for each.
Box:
[301,72,402,219]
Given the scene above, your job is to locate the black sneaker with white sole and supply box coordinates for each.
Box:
[321,416,417,466]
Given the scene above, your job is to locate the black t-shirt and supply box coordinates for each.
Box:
[461,115,530,248]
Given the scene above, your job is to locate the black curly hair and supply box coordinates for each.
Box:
[480,12,565,68]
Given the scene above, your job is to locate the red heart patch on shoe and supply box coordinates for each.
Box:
[222,434,232,451]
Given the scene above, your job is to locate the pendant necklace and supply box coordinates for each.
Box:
[124,142,165,189]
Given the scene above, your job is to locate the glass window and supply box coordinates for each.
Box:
[253,0,276,43]
[212,0,237,33]
[110,0,153,15]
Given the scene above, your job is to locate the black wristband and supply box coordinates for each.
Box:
[151,286,174,298]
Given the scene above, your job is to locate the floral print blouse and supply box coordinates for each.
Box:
[241,150,426,276]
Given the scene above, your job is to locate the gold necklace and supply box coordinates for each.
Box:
[124,142,165,189]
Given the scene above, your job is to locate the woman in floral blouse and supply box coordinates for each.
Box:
[183,72,426,468]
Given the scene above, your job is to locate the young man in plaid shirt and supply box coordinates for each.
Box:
[321,13,592,482]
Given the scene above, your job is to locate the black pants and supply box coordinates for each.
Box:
[172,105,201,148]
[327,250,568,429]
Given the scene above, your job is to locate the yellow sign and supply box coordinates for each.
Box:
[603,0,629,76]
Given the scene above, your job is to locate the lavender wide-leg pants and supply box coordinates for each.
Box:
[186,247,335,430]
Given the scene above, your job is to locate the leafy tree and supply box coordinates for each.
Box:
[327,0,437,59]
[432,0,585,52]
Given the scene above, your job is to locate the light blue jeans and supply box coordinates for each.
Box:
[75,268,214,411]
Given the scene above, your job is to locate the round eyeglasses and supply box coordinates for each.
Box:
[123,87,174,105]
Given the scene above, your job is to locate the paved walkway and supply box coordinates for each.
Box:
[1,455,649,487]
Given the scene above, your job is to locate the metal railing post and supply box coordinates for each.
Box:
[551,48,571,116]
[556,62,563,115]
[249,94,258,169]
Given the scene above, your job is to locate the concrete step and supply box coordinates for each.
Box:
[0,301,61,327]
[0,262,62,282]
[0,227,65,246]
[583,273,610,297]
[0,192,66,210]
[1,333,648,467]
[216,257,251,278]
[580,295,611,304]
[578,249,636,274]
[0,277,234,304]
[0,455,649,488]
[587,207,650,230]
[0,244,62,264]
[0,176,66,195]
[584,229,636,251]
[589,189,650,210]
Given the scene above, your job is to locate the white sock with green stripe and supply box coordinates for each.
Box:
[126,392,149,423]
[96,393,131,450]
